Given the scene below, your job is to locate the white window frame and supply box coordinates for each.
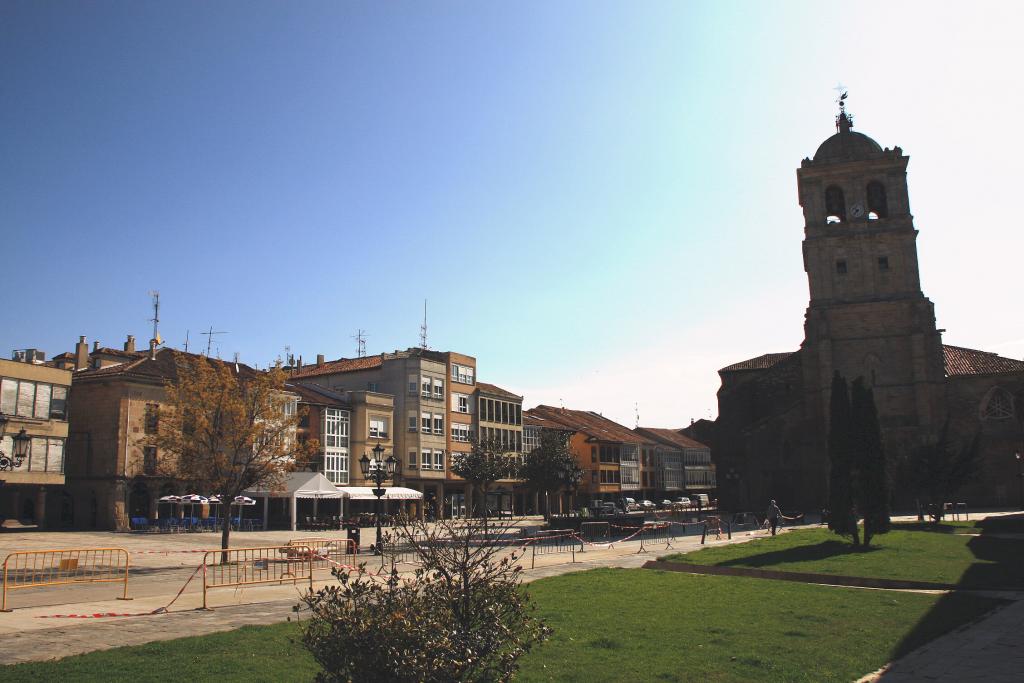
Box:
[369,416,388,439]
[433,414,444,435]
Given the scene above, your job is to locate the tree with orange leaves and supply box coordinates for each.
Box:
[151,352,315,552]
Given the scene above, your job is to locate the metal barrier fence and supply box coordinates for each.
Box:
[2,547,131,612]
[288,537,357,570]
[635,523,674,553]
[580,521,610,542]
[201,545,313,609]
[701,517,732,544]
[529,533,582,568]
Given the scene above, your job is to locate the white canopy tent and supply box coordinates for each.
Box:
[337,486,424,501]
[245,471,345,531]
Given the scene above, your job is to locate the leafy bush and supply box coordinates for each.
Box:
[301,519,550,682]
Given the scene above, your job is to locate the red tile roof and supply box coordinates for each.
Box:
[288,355,384,378]
[285,382,350,407]
[92,347,144,360]
[476,382,522,400]
[634,427,709,450]
[527,405,647,444]
[943,345,1024,376]
[720,352,795,373]
[74,348,260,383]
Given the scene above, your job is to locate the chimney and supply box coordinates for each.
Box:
[75,336,89,370]
[149,339,158,360]
[124,335,136,353]
[316,354,325,366]
[92,340,100,352]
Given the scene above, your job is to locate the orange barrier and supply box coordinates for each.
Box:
[287,537,358,570]
[201,545,314,609]
[2,547,131,612]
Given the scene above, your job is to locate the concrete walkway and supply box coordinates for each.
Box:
[866,596,1024,683]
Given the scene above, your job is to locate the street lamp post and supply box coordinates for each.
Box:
[358,441,398,555]
[0,415,31,472]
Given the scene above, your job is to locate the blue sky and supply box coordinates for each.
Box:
[3,2,1022,426]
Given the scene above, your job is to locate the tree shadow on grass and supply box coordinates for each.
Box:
[716,539,880,569]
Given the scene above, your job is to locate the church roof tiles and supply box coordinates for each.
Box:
[943,345,1024,377]
[720,352,795,373]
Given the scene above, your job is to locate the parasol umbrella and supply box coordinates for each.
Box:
[232,495,256,529]
[157,495,182,521]
[180,494,208,526]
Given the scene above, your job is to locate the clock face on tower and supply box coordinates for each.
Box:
[850,203,865,218]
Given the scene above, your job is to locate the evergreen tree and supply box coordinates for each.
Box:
[827,371,859,545]
[851,378,890,546]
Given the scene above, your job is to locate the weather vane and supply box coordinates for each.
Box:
[833,83,852,131]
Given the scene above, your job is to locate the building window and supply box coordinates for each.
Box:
[452,363,475,385]
[877,256,889,272]
[422,377,432,398]
[455,394,469,414]
[421,412,432,432]
[434,450,445,471]
[369,417,388,439]
[867,180,888,218]
[981,388,1014,420]
[433,378,444,399]
[591,471,598,483]
[50,386,68,420]
[836,259,848,275]
[421,449,432,469]
[433,415,444,435]
[408,375,418,396]
[323,407,351,485]
[143,446,158,475]
[591,446,597,463]
[367,382,378,392]
[145,403,160,435]
[825,185,846,223]
[409,451,417,469]
[451,423,471,443]
[408,412,418,432]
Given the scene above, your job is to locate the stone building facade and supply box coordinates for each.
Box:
[0,354,71,528]
[695,105,1024,512]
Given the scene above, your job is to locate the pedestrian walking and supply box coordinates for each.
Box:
[766,499,783,536]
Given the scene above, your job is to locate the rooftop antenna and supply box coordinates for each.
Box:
[183,329,190,353]
[148,291,162,345]
[634,402,640,429]
[419,299,428,349]
[201,326,228,357]
[352,329,367,358]
[233,351,240,363]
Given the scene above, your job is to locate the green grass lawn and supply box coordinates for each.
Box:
[0,568,1001,683]
[661,524,1024,588]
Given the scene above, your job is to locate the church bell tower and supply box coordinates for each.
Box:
[797,94,946,445]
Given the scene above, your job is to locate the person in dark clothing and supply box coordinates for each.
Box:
[766,499,783,536]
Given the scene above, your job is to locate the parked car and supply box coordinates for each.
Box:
[599,502,618,516]
[660,500,674,508]
[674,496,692,509]
[691,494,710,509]
[640,500,656,511]
[623,497,639,512]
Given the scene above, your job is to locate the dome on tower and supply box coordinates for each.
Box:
[813,109,882,162]
[813,129,883,162]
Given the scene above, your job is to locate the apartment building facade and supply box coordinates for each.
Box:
[525,405,648,508]
[0,353,72,528]
[474,381,525,514]
[635,427,716,500]
[289,349,449,518]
